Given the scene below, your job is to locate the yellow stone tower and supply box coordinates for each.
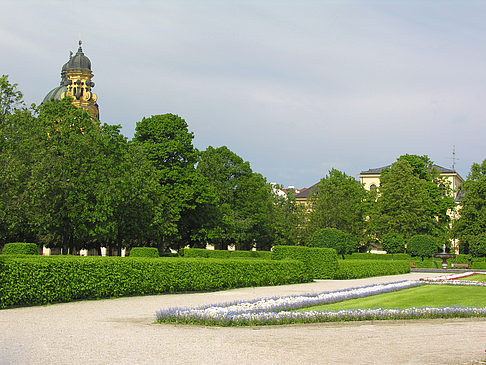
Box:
[43,41,99,119]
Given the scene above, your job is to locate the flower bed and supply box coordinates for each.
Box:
[156,275,486,326]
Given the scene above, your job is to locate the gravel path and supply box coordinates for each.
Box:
[1,272,485,365]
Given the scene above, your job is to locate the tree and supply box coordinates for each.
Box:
[369,157,454,240]
[310,227,358,259]
[407,234,438,261]
[381,232,405,259]
[453,159,486,253]
[306,169,371,244]
[133,114,214,250]
[197,146,274,250]
[0,75,25,124]
[468,233,486,259]
[270,187,305,246]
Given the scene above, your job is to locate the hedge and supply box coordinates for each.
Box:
[344,253,411,261]
[271,245,339,279]
[0,256,311,309]
[181,248,272,260]
[333,260,410,279]
[129,247,159,257]
[1,242,39,255]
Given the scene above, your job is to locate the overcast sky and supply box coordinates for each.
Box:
[2,1,485,188]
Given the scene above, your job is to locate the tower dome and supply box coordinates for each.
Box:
[66,41,91,71]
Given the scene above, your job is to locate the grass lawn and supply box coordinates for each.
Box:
[458,274,486,282]
[301,285,486,312]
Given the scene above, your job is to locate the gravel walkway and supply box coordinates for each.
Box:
[1,272,485,365]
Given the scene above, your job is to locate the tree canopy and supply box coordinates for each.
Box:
[306,169,371,244]
[369,156,454,240]
[454,159,486,253]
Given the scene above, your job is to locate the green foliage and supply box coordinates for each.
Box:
[0,74,25,123]
[344,253,411,261]
[0,256,311,309]
[270,187,305,246]
[181,248,272,260]
[381,232,405,256]
[1,242,38,255]
[407,234,438,260]
[469,233,486,258]
[272,245,339,279]
[128,247,160,257]
[333,260,410,279]
[306,169,371,242]
[134,114,215,250]
[369,156,455,240]
[197,146,274,250]
[310,228,358,258]
[454,159,486,254]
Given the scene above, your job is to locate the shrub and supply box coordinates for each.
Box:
[272,245,339,279]
[333,260,410,279]
[407,235,438,261]
[381,233,405,258]
[0,256,311,309]
[1,242,39,255]
[181,248,272,260]
[310,228,358,258]
[343,253,411,261]
[129,247,160,257]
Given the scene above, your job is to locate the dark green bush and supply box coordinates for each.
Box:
[0,256,311,309]
[407,235,438,261]
[333,260,410,279]
[272,245,339,279]
[2,242,39,255]
[310,228,358,258]
[129,247,159,257]
[181,248,272,260]
[344,253,412,261]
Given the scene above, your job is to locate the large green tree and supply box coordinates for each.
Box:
[369,156,455,240]
[306,169,371,243]
[454,159,486,253]
[197,146,274,250]
[133,114,214,250]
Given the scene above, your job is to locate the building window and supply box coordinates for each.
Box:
[370,184,377,191]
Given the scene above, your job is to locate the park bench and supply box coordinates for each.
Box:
[451,263,469,269]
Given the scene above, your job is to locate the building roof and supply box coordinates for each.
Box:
[359,164,457,175]
[66,41,91,71]
[294,183,319,199]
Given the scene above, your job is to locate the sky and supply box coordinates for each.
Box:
[1,0,485,188]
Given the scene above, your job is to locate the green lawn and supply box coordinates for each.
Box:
[301,285,486,312]
[458,274,486,282]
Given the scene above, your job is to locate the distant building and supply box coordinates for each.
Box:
[43,41,99,119]
[358,164,464,200]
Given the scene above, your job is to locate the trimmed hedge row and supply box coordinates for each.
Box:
[271,245,339,279]
[181,248,272,260]
[129,247,159,257]
[0,256,311,309]
[333,260,410,279]
[344,253,411,261]
[2,242,39,255]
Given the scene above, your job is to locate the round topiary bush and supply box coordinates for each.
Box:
[2,242,39,255]
[128,247,159,258]
[407,235,438,261]
[381,232,405,257]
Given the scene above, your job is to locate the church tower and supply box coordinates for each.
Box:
[43,41,99,120]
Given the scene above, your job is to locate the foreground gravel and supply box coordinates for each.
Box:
[1,272,485,365]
